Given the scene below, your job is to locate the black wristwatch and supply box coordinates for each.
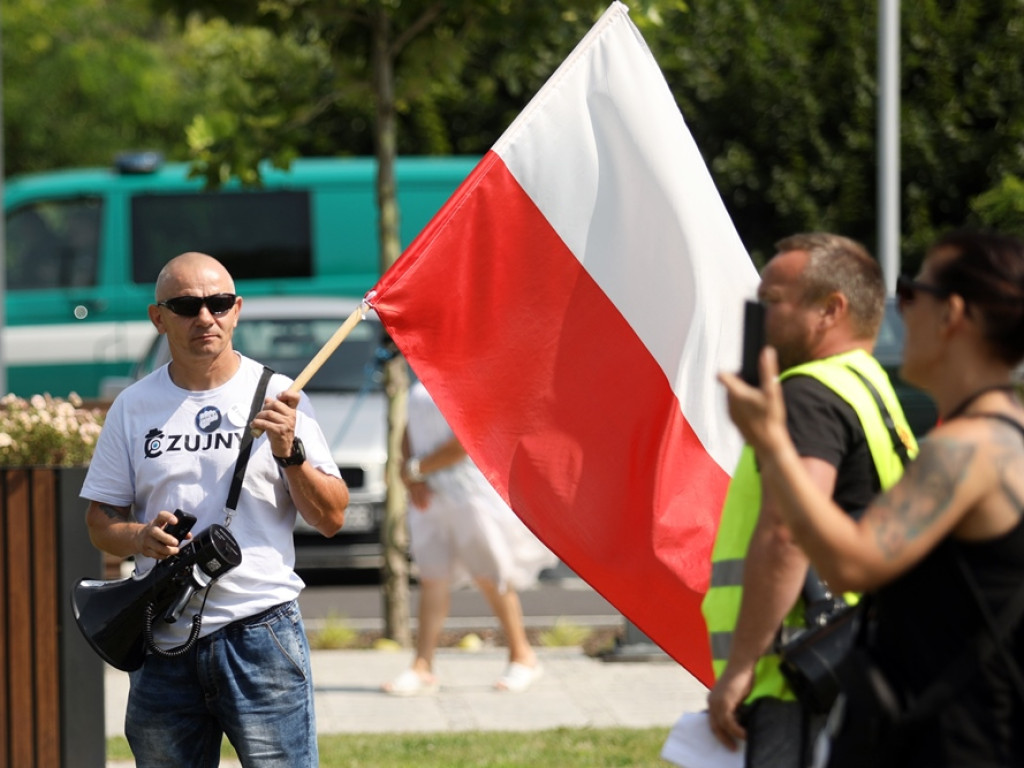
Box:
[273,437,306,468]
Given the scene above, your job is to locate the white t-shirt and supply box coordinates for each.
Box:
[81,354,341,647]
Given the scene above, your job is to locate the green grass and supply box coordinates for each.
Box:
[108,727,672,766]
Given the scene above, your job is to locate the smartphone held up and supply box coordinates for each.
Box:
[739,300,766,387]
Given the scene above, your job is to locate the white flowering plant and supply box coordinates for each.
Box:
[0,393,106,467]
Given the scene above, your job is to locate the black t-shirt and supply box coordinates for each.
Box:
[782,374,881,516]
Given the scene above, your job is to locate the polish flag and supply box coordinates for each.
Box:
[366,1,758,685]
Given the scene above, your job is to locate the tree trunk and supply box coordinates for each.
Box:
[371,6,412,648]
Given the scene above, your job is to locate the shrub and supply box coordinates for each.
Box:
[0,393,106,467]
[538,618,591,648]
[308,613,358,650]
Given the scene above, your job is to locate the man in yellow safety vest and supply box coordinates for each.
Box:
[701,233,918,767]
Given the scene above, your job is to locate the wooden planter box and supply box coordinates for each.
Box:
[1,467,104,768]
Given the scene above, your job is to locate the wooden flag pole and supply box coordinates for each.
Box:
[288,303,367,392]
[250,303,367,437]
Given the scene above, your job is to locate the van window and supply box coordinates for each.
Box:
[6,198,101,290]
[130,190,312,283]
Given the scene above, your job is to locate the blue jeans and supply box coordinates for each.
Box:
[126,600,317,767]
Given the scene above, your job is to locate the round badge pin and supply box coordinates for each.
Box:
[227,403,250,428]
[195,405,223,433]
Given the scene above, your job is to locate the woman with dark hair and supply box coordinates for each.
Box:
[719,230,1024,767]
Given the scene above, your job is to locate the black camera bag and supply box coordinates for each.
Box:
[779,596,863,714]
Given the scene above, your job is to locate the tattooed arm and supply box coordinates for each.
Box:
[85,500,189,561]
[719,349,1021,593]
[754,418,1017,592]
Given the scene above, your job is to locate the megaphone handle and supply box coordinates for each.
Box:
[165,582,198,624]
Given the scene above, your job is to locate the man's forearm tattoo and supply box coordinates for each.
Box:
[98,503,133,522]
[870,437,974,559]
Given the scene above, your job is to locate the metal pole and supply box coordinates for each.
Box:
[878,0,901,291]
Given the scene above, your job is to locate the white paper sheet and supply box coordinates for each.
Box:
[660,710,745,768]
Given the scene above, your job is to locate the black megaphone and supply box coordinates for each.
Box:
[71,517,241,671]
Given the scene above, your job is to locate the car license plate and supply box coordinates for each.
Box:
[343,503,375,532]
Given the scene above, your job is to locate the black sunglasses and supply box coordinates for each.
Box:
[157,293,237,317]
[895,276,950,311]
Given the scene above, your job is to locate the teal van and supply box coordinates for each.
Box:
[2,154,477,400]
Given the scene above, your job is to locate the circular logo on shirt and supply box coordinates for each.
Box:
[227,402,250,428]
[144,428,164,458]
[195,406,223,433]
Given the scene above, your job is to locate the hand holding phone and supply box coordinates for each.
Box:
[739,300,766,387]
[163,510,197,543]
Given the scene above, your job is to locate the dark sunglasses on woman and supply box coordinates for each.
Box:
[895,276,950,312]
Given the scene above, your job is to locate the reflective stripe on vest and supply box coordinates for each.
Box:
[700,349,918,702]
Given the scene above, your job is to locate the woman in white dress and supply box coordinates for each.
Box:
[383,379,557,695]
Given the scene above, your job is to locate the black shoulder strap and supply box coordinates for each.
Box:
[969,412,1024,442]
[226,366,274,512]
[843,363,912,468]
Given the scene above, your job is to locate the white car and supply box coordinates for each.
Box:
[113,296,390,571]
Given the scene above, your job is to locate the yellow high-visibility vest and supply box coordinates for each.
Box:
[701,349,918,702]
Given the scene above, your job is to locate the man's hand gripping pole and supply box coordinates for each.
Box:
[250,300,370,438]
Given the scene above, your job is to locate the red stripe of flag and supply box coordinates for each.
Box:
[373,153,727,684]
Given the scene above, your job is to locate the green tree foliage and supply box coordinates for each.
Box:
[970,175,1024,236]
[650,1,878,262]
[2,0,195,174]
[5,1,1024,269]
[899,1,1024,264]
[150,1,618,172]
[648,1,1024,268]
[179,16,333,186]
[425,3,615,155]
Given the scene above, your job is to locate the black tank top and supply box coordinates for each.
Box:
[870,415,1024,767]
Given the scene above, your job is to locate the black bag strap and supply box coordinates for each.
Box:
[843,363,912,468]
[800,363,912,624]
[225,366,274,513]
